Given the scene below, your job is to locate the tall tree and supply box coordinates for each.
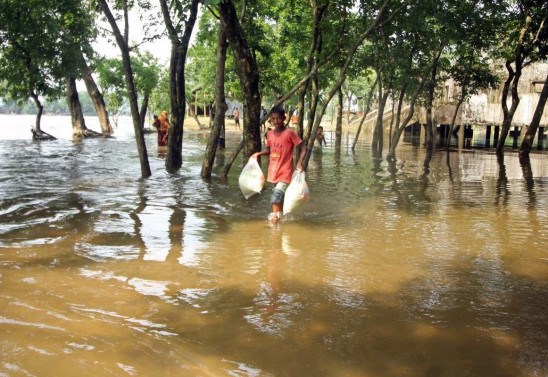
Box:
[496,0,547,154]
[96,57,127,125]
[519,74,548,162]
[351,76,378,151]
[446,56,499,150]
[386,47,442,161]
[159,0,200,171]
[97,0,151,178]
[0,0,91,134]
[66,77,90,137]
[79,50,114,134]
[201,19,229,178]
[302,0,392,169]
[335,88,343,149]
[218,0,262,159]
[296,1,328,141]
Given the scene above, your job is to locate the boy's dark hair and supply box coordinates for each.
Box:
[269,105,285,117]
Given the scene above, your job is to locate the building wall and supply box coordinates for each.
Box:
[427,62,547,127]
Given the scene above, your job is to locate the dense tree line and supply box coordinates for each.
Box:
[1,0,547,178]
[0,93,107,116]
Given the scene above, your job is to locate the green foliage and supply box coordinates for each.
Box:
[494,0,548,65]
[149,69,171,115]
[1,0,543,132]
[0,91,99,115]
[96,51,161,114]
[186,12,219,104]
[0,0,95,106]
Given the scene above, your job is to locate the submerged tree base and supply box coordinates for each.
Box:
[31,128,56,141]
[73,129,112,139]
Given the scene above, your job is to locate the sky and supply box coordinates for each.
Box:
[92,4,203,67]
[92,8,173,66]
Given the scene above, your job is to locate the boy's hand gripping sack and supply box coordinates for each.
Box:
[283,170,310,214]
[239,158,265,199]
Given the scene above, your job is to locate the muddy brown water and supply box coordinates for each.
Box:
[0,115,547,376]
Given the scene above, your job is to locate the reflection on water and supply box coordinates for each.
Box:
[0,117,547,376]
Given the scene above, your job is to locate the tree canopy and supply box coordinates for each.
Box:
[1,0,546,173]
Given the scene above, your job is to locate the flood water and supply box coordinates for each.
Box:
[0,115,547,376]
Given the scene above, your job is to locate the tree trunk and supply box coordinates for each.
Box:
[351,76,378,151]
[298,1,327,140]
[185,99,203,128]
[29,90,43,133]
[160,0,200,172]
[139,93,149,130]
[520,74,548,162]
[373,88,389,156]
[296,2,326,140]
[497,60,522,154]
[98,0,151,178]
[202,23,229,178]
[386,48,442,161]
[221,139,244,179]
[496,14,531,155]
[295,84,308,140]
[388,92,396,148]
[305,75,319,143]
[66,77,88,138]
[424,59,438,155]
[80,51,113,134]
[219,0,261,160]
[335,88,343,149]
[387,83,422,160]
[446,93,466,150]
[346,90,352,126]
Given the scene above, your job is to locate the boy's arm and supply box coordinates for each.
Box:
[252,147,270,159]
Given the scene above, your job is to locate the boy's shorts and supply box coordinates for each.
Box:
[270,182,288,205]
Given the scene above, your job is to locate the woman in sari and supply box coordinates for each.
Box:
[158,111,170,147]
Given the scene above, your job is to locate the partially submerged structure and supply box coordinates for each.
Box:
[418,62,548,149]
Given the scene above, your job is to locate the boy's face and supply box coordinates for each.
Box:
[269,112,285,128]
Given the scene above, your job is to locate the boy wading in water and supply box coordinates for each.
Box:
[252,106,306,224]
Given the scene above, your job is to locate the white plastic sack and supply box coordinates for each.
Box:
[239,157,265,199]
[283,170,310,214]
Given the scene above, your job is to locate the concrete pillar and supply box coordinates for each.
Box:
[485,125,491,147]
[439,124,448,147]
[512,126,520,148]
[465,125,473,148]
[416,123,423,146]
[458,123,465,150]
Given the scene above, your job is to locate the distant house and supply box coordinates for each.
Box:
[429,62,548,128]
[187,86,242,118]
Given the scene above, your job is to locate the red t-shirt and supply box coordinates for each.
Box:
[266,128,302,184]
